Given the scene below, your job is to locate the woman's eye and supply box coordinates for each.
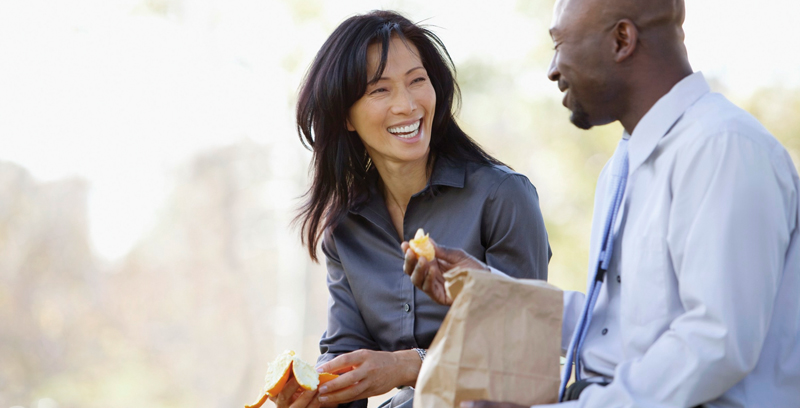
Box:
[369,88,388,95]
[411,77,426,84]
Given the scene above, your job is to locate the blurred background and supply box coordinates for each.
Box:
[0,0,798,407]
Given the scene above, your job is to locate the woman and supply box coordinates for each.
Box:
[283,10,551,408]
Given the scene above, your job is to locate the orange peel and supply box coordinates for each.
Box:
[244,393,268,408]
[292,355,320,391]
[264,350,295,396]
[245,350,339,407]
[409,228,435,261]
[319,372,339,384]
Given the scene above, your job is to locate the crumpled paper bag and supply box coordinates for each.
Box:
[414,268,562,408]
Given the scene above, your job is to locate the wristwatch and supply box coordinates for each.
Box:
[413,348,427,362]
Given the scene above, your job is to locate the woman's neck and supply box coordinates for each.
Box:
[373,154,430,213]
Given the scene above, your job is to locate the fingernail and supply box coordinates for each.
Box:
[316,367,324,373]
[319,386,328,393]
[319,396,328,402]
[460,402,473,408]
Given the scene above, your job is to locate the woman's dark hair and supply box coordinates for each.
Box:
[295,10,504,261]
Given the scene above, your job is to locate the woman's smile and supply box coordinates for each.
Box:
[387,118,423,141]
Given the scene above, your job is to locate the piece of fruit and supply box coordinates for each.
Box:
[264,350,295,396]
[409,228,435,261]
[245,351,340,407]
[292,355,320,391]
[318,372,339,384]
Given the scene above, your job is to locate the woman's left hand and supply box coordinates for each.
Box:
[315,349,421,405]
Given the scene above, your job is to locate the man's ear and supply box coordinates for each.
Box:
[613,19,638,62]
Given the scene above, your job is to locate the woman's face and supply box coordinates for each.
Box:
[347,36,436,168]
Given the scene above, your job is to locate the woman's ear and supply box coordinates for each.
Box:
[613,19,638,63]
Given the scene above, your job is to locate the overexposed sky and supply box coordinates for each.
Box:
[1,0,798,259]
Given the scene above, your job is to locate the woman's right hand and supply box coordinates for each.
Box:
[268,377,336,408]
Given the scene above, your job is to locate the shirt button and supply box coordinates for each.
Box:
[602,328,608,335]
[616,275,621,283]
[403,303,411,312]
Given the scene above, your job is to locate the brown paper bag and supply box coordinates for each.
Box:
[413,268,562,408]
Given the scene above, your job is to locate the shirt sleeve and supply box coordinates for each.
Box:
[482,173,551,280]
[317,231,381,366]
[576,132,794,407]
[561,290,586,356]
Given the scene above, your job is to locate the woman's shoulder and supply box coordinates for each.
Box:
[464,161,535,194]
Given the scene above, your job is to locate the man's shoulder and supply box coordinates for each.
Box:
[685,93,774,142]
[671,92,779,154]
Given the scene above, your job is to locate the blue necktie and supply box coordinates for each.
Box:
[559,138,630,402]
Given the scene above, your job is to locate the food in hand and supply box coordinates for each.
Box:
[318,372,339,384]
[292,354,320,391]
[409,228,435,261]
[264,350,295,396]
[245,350,339,408]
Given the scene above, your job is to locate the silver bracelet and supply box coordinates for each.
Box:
[413,348,427,362]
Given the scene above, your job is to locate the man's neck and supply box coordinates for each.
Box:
[619,64,693,135]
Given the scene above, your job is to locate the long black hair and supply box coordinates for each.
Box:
[296,10,504,261]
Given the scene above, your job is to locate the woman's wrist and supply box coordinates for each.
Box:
[394,349,423,387]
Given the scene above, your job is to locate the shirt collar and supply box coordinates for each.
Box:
[627,71,710,174]
[350,155,467,216]
[427,156,467,190]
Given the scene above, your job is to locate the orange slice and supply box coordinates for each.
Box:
[292,355,320,391]
[264,350,295,396]
[409,228,435,261]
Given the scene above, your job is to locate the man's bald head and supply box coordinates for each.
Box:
[548,0,693,132]
[552,0,686,56]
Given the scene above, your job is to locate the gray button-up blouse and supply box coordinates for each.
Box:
[318,157,551,367]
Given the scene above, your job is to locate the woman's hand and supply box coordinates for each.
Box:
[401,239,489,306]
[315,349,421,405]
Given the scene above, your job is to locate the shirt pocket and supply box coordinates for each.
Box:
[621,235,672,325]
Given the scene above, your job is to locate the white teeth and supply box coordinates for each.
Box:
[388,120,421,135]
[394,128,419,139]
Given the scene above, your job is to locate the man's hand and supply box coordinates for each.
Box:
[460,401,530,408]
[401,239,489,306]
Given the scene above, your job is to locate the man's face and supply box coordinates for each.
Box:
[548,0,618,130]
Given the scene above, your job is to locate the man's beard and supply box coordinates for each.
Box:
[569,101,593,130]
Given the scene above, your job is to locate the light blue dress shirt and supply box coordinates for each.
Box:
[540,72,800,407]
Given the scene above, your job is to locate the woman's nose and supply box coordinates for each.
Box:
[390,87,416,115]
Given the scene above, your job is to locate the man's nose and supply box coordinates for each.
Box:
[547,56,560,82]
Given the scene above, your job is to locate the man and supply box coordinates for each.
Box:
[402,0,800,406]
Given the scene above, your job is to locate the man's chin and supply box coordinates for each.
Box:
[569,112,593,130]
